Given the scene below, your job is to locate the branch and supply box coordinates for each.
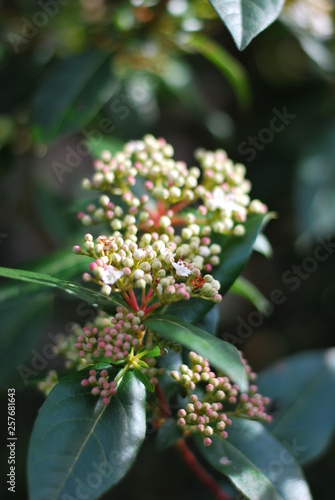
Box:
[175,440,231,500]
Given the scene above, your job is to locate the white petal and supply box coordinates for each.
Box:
[172,260,191,277]
[101,266,124,285]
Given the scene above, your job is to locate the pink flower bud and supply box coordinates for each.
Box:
[203,437,212,447]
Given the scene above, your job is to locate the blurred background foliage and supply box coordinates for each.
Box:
[0,0,335,499]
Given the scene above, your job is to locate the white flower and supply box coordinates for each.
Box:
[211,187,241,212]
[172,260,191,277]
[160,245,175,263]
[100,266,124,285]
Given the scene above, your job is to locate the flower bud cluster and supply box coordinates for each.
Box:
[140,357,165,386]
[79,135,268,239]
[77,197,147,242]
[41,308,165,405]
[73,135,269,310]
[74,307,144,364]
[171,351,272,446]
[82,135,267,230]
[74,233,222,305]
[81,369,118,405]
[38,370,58,396]
[194,148,268,235]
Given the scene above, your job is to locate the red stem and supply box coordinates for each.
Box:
[175,440,231,500]
[122,292,133,308]
[143,301,162,315]
[171,200,190,214]
[141,287,154,309]
[145,288,154,302]
[157,200,166,215]
[155,383,171,419]
[128,289,140,312]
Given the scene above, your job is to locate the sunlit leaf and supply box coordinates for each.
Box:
[0,266,126,313]
[195,418,312,500]
[253,233,273,258]
[209,0,285,50]
[230,276,270,314]
[144,314,248,392]
[28,371,146,499]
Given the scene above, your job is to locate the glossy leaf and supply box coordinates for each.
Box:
[28,370,146,499]
[258,348,335,465]
[157,418,183,451]
[156,349,183,397]
[196,305,220,336]
[209,0,285,50]
[134,370,155,393]
[0,248,91,302]
[0,266,126,313]
[253,233,273,258]
[187,34,251,108]
[144,315,248,392]
[164,213,273,323]
[143,346,161,358]
[230,276,270,314]
[32,51,115,143]
[195,418,312,500]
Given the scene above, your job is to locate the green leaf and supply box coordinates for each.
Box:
[253,233,273,258]
[142,345,161,358]
[134,370,155,393]
[144,315,248,392]
[92,362,113,370]
[156,349,183,397]
[209,0,285,50]
[157,418,183,451]
[258,348,335,465]
[32,50,115,143]
[0,266,126,314]
[187,34,251,108]
[194,418,312,500]
[196,305,219,336]
[230,276,270,314]
[28,370,146,499]
[165,213,273,323]
[0,248,91,302]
